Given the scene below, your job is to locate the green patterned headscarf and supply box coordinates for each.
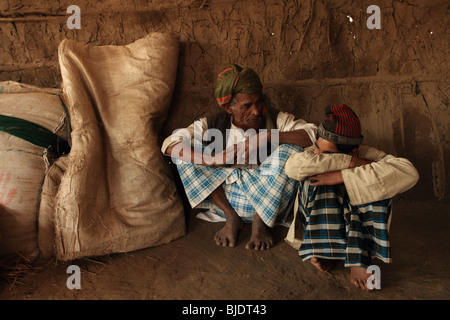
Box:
[214,64,263,109]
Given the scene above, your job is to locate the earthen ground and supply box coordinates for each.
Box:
[1,198,449,301]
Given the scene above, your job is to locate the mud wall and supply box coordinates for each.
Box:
[1,0,449,202]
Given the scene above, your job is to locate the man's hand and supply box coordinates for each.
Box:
[307,170,344,186]
[305,155,373,186]
[214,144,239,166]
[234,131,270,165]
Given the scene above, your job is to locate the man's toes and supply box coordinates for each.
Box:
[246,240,272,250]
[221,237,230,247]
[215,231,237,247]
[262,241,273,250]
[258,242,268,251]
[214,234,225,246]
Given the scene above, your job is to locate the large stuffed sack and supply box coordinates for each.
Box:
[0,81,69,256]
[38,156,68,257]
[45,33,186,260]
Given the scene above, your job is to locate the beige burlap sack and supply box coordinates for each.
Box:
[0,81,68,140]
[50,33,186,260]
[0,133,46,256]
[0,81,69,256]
[37,156,68,257]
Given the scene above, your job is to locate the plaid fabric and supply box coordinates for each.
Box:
[175,143,302,227]
[297,180,392,268]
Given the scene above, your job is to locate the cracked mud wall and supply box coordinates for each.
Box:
[1,0,449,202]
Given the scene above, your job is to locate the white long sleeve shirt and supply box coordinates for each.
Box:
[161,111,318,155]
[285,145,419,205]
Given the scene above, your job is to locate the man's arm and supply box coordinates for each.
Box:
[341,152,419,205]
[165,141,198,163]
[275,111,317,147]
[277,129,313,148]
[165,141,237,166]
[161,118,232,166]
[285,145,419,205]
[308,155,374,186]
[229,129,313,165]
[285,147,353,181]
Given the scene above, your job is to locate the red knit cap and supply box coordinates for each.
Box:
[318,104,363,145]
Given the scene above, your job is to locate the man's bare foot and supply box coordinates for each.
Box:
[209,187,244,248]
[245,214,274,250]
[310,257,337,272]
[350,267,371,290]
[214,216,243,247]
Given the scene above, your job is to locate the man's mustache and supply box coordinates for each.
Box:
[247,116,262,123]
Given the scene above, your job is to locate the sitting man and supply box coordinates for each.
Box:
[285,104,419,289]
[161,64,317,250]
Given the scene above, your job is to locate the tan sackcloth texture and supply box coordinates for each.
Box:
[51,33,186,260]
[0,81,68,140]
[0,133,46,256]
[0,81,69,256]
[38,156,68,258]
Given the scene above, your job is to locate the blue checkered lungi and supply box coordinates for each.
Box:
[297,180,392,268]
[174,143,302,228]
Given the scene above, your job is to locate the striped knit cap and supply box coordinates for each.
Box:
[318,104,364,145]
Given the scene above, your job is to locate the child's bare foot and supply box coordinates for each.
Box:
[245,214,274,250]
[310,257,337,272]
[350,267,371,290]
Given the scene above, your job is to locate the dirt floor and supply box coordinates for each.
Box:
[0,197,449,303]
